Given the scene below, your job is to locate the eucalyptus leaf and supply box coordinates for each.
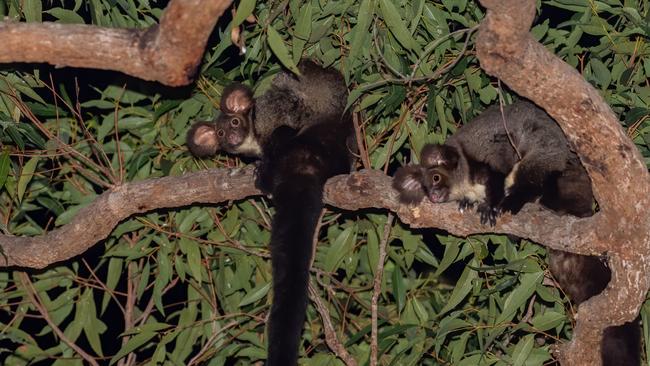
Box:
[232,0,256,27]
[0,151,10,189]
[46,7,84,23]
[292,4,312,64]
[438,259,478,316]
[267,26,300,75]
[379,0,418,52]
[17,156,38,203]
[22,0,41,22]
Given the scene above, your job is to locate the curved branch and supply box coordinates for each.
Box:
[0,0,233,86]
[0,168,606,270]
[325,170,603,254]
[476,0,650,217]
[475,0,650,364]
[0,167,259,268]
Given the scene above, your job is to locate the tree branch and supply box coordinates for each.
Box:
[308,282,358,366]
[19,272,100,365]
[0,0,233,86]
[0,167,259,268]
[475,0,650,364]
[0,168,611,270]
[370,213,393,366]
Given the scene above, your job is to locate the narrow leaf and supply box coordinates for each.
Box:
[101,257,123,314]
[324,226,356,272]
[267,26,300,75]
[238,282,271,307]
[292,4,312,63]
[496,271,543,324]
[511,334,534,366]
[530,311,565,331]
[17,156,38,203]
[46,7,84,23]
[0,151,10,189]
[348,0,373,63]
[379,0,417,51]
[232,0,256,27]
[392,266,406,313]
[109,331,157,365]
[122,322,171,336]
[185,239,203,283]
[438,259,478,316]
[590,59,612,87]
[22,0,42,22]
[434,239,460,276]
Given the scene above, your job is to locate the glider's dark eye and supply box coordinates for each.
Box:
[230,117,240,127]
[432,174,441,183]
[217,129,226,137]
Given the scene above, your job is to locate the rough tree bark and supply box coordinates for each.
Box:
[0,167,259,268]
[0,168,604,268]
[0,0,647,365]
[475,1,650,364]
[0,0,233,86]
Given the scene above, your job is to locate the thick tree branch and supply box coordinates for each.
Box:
[0,168,609,270]
[0,167,259,268]
[325,171,603,254]
[476,0,650,364]
[0,0,233,86]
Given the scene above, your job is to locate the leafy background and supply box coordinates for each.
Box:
[0,0,649,365]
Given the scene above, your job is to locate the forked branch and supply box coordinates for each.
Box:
[0,0,233,86]
[475,0,650,364]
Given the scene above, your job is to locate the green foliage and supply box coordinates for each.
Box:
[0,0,649,365]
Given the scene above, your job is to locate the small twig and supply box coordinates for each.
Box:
[248,199,272,229]
[206,212,271,258]
[521,294,537,324]
[113,84,127,183]
[358,24,477,94]
[134,277,179,325]
[352,112,371,170]
[264,0,289,27]
[496,81,522,160]
[47,74,61,136]
[3,87,114,185]
[372,20,407,79]
[382,108,412,174]
[81,259,126,315]
[308,282,358,366]
[73,77,117,184]
[188,312,267,365]
[68,161,113,189]
[19,272,100,366]
[187,320,241,365]
[409,25,479,81]
[305,209,350,363]
[370,213,394,366]
[117,235,140,366]
[310,209,327,268]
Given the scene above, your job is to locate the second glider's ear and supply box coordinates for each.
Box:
[421,144,459,169]
[186,121,221,157]
[221,83,254,114]
[392,165,427,204]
